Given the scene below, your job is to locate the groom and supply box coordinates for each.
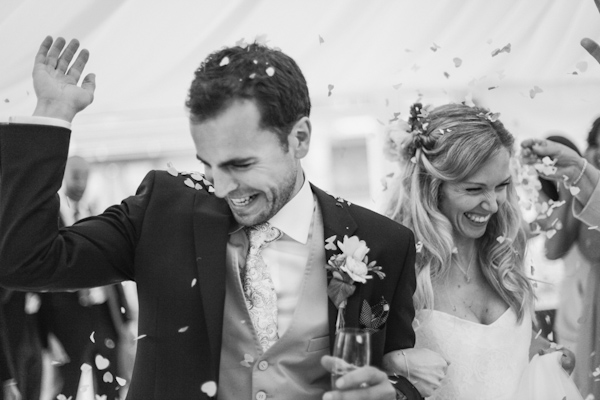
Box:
[0,37,418,400]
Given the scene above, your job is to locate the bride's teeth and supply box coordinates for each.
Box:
[465,213,490,223]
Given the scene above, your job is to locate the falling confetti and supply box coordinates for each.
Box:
[201,381,218,397]
[178,326,189,333]
[529,86,543,99]
[453,58,462,68]
[191,278,197,287]
[166,162,178,177]
[443,72,450,79]
[219,57,230,67]
[327,84,334,97]
[430,42,441,52]
[589,226,599,230]
[576,61,588,73]
[496,236,506,243]
[95,355,110,370]
[319,35,325,44]
[240,353,254,367]
[265,67,275,77]
[103,372,114,383]
[4,99,9,103]
[90,331,95,343]
[411,64,421,72]
[488,86,498,90]
[235,38,247,48]
[415,241,423,253]
[135,334,147,341]
[116,377,127,386]
[392,83,402,90]
[254,34,268,46]
[570,186,581,196]
[491,43,511,57]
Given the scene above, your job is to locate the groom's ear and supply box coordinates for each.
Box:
[287,116,311,159]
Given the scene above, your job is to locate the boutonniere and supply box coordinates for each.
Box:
[325,235,385,330]
[166,162,215,194]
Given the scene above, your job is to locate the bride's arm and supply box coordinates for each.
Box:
[382,348,449,397]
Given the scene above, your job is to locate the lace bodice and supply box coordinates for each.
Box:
[415,307,531,400]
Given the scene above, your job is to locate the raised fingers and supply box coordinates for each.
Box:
[45,37,67,69]
[56,39,80,74]
[34,36,54,67]
[67,48,90,83]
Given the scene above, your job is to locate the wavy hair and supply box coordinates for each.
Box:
[384,103,533,322]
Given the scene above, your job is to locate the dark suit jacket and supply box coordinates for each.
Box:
[0,124,417,399]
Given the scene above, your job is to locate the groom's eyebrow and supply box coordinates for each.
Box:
[195,154,255,167]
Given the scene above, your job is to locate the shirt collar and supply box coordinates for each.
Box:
[268,177,313,244]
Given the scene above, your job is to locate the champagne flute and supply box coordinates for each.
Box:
[331,328,371,389]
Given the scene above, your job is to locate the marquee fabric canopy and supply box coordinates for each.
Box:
[1,0,600,162]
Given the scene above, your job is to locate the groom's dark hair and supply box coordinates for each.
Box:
[186,42,311,149]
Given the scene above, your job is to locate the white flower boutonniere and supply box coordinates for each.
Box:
[325,235,385,330]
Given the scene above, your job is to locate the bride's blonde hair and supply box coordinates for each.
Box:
[384,103,533,322]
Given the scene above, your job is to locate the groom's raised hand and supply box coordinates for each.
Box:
[32,36,95,122]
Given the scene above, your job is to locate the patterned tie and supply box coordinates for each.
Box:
[243,222,282,352]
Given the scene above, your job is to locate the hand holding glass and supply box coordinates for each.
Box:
[331,328,371,389]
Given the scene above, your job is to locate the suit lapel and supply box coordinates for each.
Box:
[310,185,361,350]
[192,192,236,376]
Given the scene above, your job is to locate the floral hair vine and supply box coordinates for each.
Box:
[383,102,434,164]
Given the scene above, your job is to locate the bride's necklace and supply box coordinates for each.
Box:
[456,250,476,283]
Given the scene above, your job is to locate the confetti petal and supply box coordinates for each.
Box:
[393,83,402,90]
[95,355,110,370]
[327,84,334,97]
[166,162,178,177]
[116,377,127,386]
[191,278,197,287]
[453,58,462,68]
[496,236,505,243]
[184,178,195,188]
[178,326,189,333]
[90,331,95,343]
[219,57,230,67]
[103,371,113,383]
[430,42,441,52]
[201,381,218,397]
[570,186,581,196]
[319,35,325,44]
[135,334,147,341]
[576,61,588,73]
[265,67,275,77]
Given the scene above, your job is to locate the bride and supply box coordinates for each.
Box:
[381,103,578,399]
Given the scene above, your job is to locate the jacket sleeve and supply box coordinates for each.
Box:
[0,123,154,291]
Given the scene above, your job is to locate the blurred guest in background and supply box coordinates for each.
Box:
[0,287,43,400]
[38,156,132,400]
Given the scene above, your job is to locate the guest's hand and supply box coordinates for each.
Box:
[538,346,576,375]
[520,138,584,183]
[32,36,95,122]
[321,355,398,400]
[383,348,448,397]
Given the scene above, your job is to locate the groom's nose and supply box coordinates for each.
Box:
[211,169,237,198]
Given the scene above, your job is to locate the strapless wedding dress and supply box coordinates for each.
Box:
[414,308,531,400]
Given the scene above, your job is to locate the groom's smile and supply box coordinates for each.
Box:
[190,98,311,226]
